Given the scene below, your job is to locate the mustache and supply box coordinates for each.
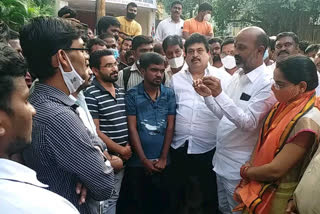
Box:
[191,57,201,62]
[278,50,289,56]
[234,55,242,61]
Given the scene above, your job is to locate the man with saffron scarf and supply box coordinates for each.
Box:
[233,55,320,214]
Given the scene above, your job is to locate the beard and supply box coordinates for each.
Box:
[101,72,119,83]
[212,54,221,63]
[6,137,30,157]
[127,12,136,20]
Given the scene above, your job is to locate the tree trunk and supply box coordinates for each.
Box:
[96,0,106,25]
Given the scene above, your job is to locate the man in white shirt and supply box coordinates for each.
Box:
[170,33,229,213]
[162,35,186,86]
[0,43,79,214]
[194,27,276,214]
[155,1,184,42]
[268,32,300,72]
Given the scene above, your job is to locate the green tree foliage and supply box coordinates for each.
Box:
[212,0,320,35]
[0,0,54,31]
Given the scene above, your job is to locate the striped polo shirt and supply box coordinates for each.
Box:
[84,78,128,146]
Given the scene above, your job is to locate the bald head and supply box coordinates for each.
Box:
[234,26,267,73]
[238,27,268,51]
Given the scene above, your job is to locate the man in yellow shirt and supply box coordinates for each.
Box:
[182,2,213,40]
[117,2,142,39]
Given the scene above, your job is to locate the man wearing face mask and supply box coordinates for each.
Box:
[182,2,213,40]
[20,17,115,214]
[116,35,154,91]
[220,38,238,76]
[162,35,186,86]
[117,2,142,40]
[193,27,276,214]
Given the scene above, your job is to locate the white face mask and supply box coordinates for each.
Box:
[168,55,184,69]
[204,14,211,22]
[221,55,236,70]
[58,54,85,94]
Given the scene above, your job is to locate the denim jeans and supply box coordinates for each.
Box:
[101,169,124,214]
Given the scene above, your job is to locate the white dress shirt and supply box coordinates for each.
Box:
[171,65,230,154]
[0,158,79,214]
[155,17,184,41]
[203,64,276,180]
[70,91,97,136]
[267,62,276,73]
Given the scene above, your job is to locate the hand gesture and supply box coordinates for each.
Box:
[109,155,123,171]
[193,79,212,97]
[285,199,297,214]
[202,76,222,97]
[154,158,167,171]
[142,159,160,175]
[120,144,132,161]
[61,13,81,23]
[76,182,87,205]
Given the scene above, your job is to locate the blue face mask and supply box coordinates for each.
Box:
[263,49,269,61]
[109,49,119,60]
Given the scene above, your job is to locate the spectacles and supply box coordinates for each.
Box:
[270,78,294,90]
[271,79,281,90]
[63,48,89,54]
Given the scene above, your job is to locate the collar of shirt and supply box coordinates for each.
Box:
[169,17,183,23]
[0,158,48,188]
[33,82,75,107]
[119,61,128,67]
[184,66,211,79]
[92,77,120,93]
[69,91,87,109]
[69,94,78,103]
[137,81,164,99]
[130,62,139,72]
[242,63,266,83]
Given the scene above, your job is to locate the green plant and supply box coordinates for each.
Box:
[0,0,54,31]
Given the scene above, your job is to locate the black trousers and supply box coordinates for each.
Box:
[169,146,219,214]
[117,166,170,214]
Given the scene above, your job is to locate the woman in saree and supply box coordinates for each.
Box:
[232,55,320,214]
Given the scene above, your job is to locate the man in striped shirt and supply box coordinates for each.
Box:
[20,17,114,214]
[85,49,131,214]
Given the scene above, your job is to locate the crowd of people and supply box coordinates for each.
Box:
[1,1,320,214]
